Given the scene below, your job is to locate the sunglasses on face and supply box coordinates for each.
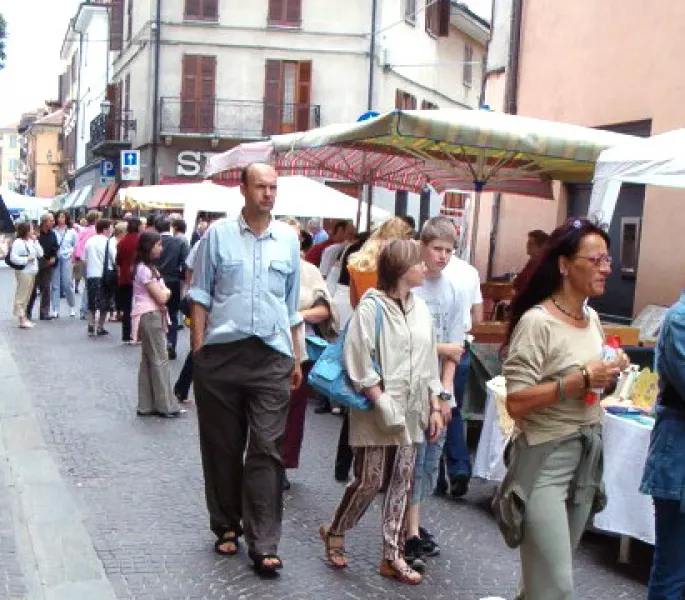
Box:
[574,253,612,267]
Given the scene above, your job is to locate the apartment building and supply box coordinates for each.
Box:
[20,111,64,199]
[0,126,20,191]
[99,0,486,218]
[59,0,116,191]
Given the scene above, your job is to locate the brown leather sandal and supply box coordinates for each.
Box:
[319,525,348,569]
[379,559,422,585]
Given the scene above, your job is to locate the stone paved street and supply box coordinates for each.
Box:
[0,266,652,599]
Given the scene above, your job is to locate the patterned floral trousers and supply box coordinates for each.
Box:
[330,445,416,561]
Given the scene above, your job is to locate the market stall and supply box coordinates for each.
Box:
[473,370,658,557]
[588,127,685,224]
[117,178,390,233]
[0,187,52,221]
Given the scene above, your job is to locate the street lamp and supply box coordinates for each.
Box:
[46,149,53,164]
[100,99,112,116]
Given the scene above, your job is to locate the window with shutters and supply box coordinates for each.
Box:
[184,0,219,22]
[180,54,217,134]
[463,44,474,87]
[425,0,450,37]
[268,0,302,27]
[109,0,124,52]
[395,89,417,110]
[126,0,133,41]
[404,0,416,25]
[262,60,312,135]
[421,100,439,110]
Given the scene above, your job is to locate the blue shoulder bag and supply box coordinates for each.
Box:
[307,295,382,412]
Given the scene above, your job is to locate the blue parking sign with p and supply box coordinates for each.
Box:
[100,160,116,178]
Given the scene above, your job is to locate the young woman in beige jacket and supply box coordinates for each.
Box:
[320,239,444,585]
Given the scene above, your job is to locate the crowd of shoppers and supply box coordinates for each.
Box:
[5,168,682,598]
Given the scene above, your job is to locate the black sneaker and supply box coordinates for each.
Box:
[87,325,95,336]
[282,473,291,491]
[96,328,110,337]
[404,536,426,573]
[168,347,177,360]
[450,474,470,499]
[314,400,332,414]
[418,527,440,557]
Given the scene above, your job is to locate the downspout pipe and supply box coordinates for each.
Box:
[489,0,523,276]
[364,0,378,230]
[150,0,162,185]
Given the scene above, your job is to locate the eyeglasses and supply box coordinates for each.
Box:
[575,254,613,267]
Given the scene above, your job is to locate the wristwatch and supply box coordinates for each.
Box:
[438,391,453,403]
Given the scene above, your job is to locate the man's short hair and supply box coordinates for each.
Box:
[528,229,550,247]
[399,215,416,232]
[420,216,457,246]
[96,219,112,234]
[172,218,187,234]
[332,220,349,235]
[155,217,171,233]
[86,210,100,225]
[126,218,141,234]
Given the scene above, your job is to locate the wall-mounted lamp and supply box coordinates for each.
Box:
[164,136,173,147]
[100,99,112,116]
[210,136,219,149]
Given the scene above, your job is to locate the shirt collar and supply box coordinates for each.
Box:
[238,211,277,240]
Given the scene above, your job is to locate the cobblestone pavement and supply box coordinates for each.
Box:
[0,267,652,599]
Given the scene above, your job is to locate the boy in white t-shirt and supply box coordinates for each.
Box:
[406,217,466,569]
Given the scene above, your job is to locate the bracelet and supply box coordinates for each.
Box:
[579,365,591,390]
[556,376,568,404]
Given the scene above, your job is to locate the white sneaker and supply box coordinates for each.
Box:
[51,310,59,319]
[70,308,76,318]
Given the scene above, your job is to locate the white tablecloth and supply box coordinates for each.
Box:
[473,394,656,545]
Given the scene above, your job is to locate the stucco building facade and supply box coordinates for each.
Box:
[483,0,685,318]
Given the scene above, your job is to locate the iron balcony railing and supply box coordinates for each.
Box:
[86,110,137,162]
[159,97,321,139]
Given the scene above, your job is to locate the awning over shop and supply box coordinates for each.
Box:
[62,190,80,210]
[50,193,67,212]
[72,185,93,210]
[88,187,109,209]
[99,183,121,208]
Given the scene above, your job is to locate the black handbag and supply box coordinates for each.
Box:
[4,240,28,271]
[102,238,118,289]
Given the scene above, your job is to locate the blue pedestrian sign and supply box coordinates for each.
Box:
[120,150,140,181]
[99,159,116,185]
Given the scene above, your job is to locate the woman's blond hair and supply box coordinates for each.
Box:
[347,217,413,272]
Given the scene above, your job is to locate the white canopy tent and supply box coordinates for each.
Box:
[0,187,52,221]
[588,128,685,224]
[117,178,390,233]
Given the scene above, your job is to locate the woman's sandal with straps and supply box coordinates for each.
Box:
[319,525,348,569]
[380,559,422,585]
[214,531,240,556]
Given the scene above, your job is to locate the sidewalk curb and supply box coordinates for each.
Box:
[0,343,117,600]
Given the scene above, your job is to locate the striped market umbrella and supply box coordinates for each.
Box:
[207,109,634,256]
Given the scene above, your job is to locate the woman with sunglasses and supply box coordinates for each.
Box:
[494,218,629,600]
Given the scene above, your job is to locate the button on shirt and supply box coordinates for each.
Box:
[189,214,302,358]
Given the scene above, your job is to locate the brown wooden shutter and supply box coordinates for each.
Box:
[109,0,124,51]
[185,0,200,19]
[296,61,312,131]
[437,0,450,37]
[285,0,302,24]
[203,0,219,20]
[395,89,403,109]
[105,83,116,139]
[127,0,134,41]
[198,56,216,133]
[181,55,199,132]
[263,60,282,135]
[268,0,284,23]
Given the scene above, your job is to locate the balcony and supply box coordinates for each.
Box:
[86,111,136,162]
[159,97,321,140]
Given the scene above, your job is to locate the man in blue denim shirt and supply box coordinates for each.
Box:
[189,163,302,577]
[640,292,685,600]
